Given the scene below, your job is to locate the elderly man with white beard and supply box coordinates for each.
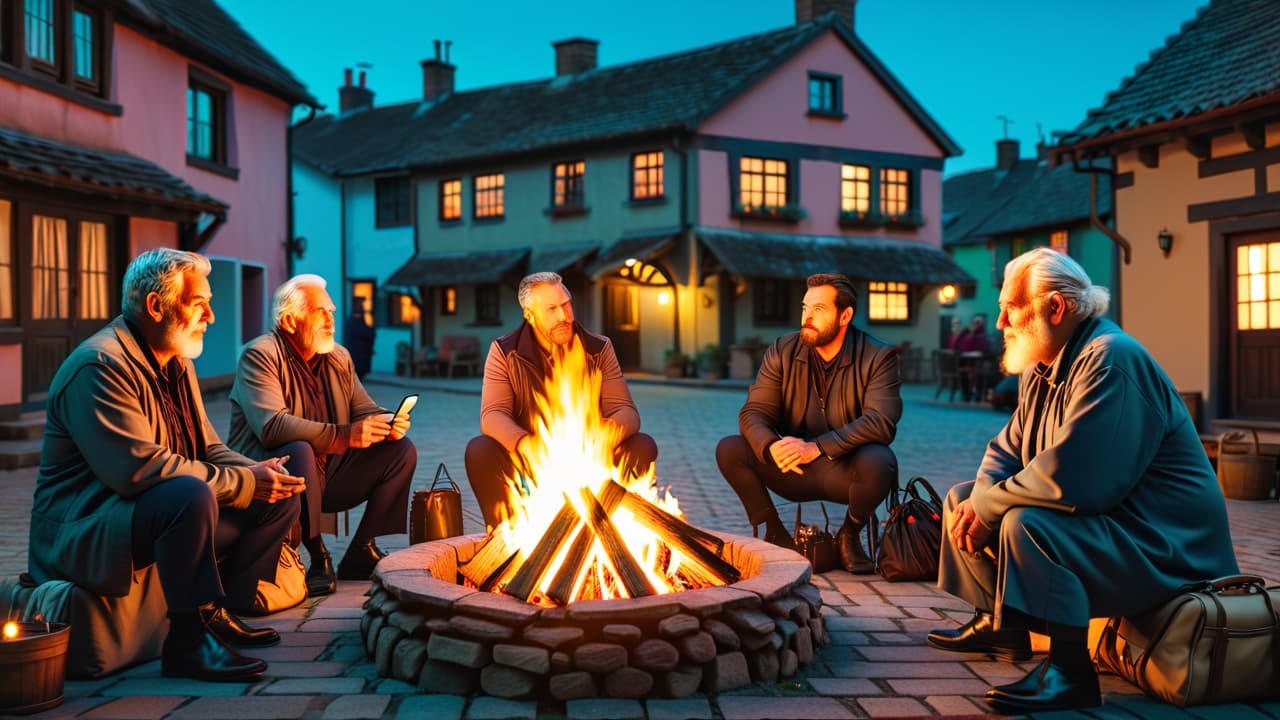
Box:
[228,275,416,595]
[926,248,1238,713]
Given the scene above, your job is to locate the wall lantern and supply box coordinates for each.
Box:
[286,235,308,259]
[1157,228,1173,257]
[937,284,957,305]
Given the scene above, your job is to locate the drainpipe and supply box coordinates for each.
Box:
[1070,155,1129,324]
[286,105,319,277]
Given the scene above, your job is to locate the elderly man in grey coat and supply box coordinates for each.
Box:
[927,248,1238,713]
[29,249,305,682]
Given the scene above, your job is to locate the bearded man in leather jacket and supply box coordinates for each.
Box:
[716,273,901,573]
[465,272,657,529]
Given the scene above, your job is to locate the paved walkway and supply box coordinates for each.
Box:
[1,379,1277,719]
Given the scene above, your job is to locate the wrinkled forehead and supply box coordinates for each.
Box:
[998,274,1029,307]
[299,284,334,311]
[529,282,571,307]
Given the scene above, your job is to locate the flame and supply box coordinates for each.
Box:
[499,336,688,603]
[2,622,17,640]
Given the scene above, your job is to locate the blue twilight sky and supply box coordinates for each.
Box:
[218,0,1207,176]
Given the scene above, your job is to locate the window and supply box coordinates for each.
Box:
[71,5,97,90]
[474,283,500,324]
[879,168,911,218]
[552,160,585,211]
[1236,242,1280,330]
[31,213,68,319]
[841,164,871,215]
[25,0,55,69]
[631,151,664,200]
[1050,230,1069,254]
[808,72,841,115]
[0,199,12,321]
[350,280,374,326]
[868,281,910,322]
[439,178,461,221]
[375,177,411,228]
[739,156,788,208]
[78,220,109,319]
[753,278,791,325]
[441,286,457,315]
[388,292,419,326]
[2,0,107,100]
[474,173,504,219]
[186,69,231,169]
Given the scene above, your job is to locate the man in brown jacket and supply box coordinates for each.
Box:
[29,249,304,682]
[465,272,656,529]
[716,273,901,573]
[229,275,415,595]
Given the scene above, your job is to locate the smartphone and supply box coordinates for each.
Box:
[393,393,419,419]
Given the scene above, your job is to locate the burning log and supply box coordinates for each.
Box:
[580,487,656,598]
[460,522,519,590]
[504,497,581,601]
[545,481,627,604]
[614,481,740,585]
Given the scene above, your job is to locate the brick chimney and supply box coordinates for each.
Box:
[996,139,1020,171]
[338,68,374,114]
[795,0,856,29]
[553,38,598,77]
[421,40,456,102]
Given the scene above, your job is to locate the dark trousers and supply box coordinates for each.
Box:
[715,435,896,526]
[465,432,658,529]
[277,438,415,546]
[131,475,300,613]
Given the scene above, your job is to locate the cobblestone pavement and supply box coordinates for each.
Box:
[1,378,1277,719]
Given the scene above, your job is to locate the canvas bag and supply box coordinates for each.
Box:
[877,476,943,582]
[248,543,307,615]
[1093,575,1280,707]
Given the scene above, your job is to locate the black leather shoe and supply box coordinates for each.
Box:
[162,625,267,682]
[836,518,875,574]
[306,552,336,596]
[926,610,1032,661]
[205,607,280,647]
[985,657,1100,713]
[337,539,386,581]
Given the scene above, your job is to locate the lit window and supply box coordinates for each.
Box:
[808,72,841,114]
[350,280,375,326]
[78,220,109,319]
[552,161,585,210]
[441,286,457,315]
[375,177,411,227]
[631,151,664,200]
[0,199,12,321]
[879,168,910,217]
[740,156,788,209]
[439,179,461,221]
[841,164,870,214]
[1050,230,1069,253]
[868,281,910,322]
[389,292,419,326]
[474,173,505,218]
[1236,242,1280,330]
[31,214,68,319]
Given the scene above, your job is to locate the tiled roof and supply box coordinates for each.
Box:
[0,125,226,214]
[586,232,678,280]
[126,0,317,107]
[528,242,599,276]
[386,248,529,287]
[1062,0,1280,144]
[942,158,1107,247]
[698,227,972,285]
[294,14,959,177]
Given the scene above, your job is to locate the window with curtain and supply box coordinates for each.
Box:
[739,156,788,208]
[552,160,585,210]
[439,178,461,221]
[631,151,664,200]
[841,164,871,214]
[867,281,910,322]
[31,214,69,319]
[0,200,12,321]
[879,168,911,217]
[474,173,504,218]
[78,221,109,319]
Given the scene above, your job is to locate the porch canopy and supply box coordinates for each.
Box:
[386,248,530,287]
[587,230,679,281]
[529,242,598,276]
[698,227,974,285]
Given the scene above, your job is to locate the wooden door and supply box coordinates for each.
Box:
[602,284,640,371]
[1229,231,1280,418]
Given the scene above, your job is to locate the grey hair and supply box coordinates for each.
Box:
[517,272,567,310]
[1004,247,1110,320]
[271,274,328,329]
[121,248,211,321]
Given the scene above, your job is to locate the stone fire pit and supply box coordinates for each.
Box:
[359,532,827,699]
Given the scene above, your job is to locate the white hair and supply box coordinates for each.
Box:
[518,272,567,310]
[1004,248,1110,320]
[271,274,328,329]
[121,248,211,321]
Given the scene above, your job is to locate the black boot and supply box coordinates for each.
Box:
[759,511,798,552]
[203,606,280,647]
[337,538,386,581]
[836,514,875,574]
[926,609,1032,661]
[162,607,267,682]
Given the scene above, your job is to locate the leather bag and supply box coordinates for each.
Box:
[410,463,464,544]
[794,503,838,573]
[877,476,943,582]
[1093,575,1280,707]
[248,543,307,615]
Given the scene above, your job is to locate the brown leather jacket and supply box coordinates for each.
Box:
[479,321,640,453]
[740,327,901,464]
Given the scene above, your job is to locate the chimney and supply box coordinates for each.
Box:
[552,38,598,77]
[996,138,1020,171]
[338,67,374,114]
[795,0,856,30]
[421,39,456,102]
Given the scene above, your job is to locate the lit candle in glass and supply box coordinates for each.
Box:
[1,621,17,640]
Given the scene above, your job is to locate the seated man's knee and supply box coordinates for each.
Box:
[388,436,418,468]
[167,475,217,516]
[853,443,897,494]
[275,439,317,479]
[618,433,657,476]
[466,434,503,464]
[999,506,1053,542]
[715,435,750,470]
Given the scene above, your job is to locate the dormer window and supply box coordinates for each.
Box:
[807,72,842,117]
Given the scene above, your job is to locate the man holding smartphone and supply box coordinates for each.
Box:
[228,275,416,595]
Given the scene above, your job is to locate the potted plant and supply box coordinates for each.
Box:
[696,344,728,381]
[663,349,689,379]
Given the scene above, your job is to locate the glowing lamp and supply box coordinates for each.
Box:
[937,284,957,305]
[1,622,16,640]
[657,290,671,306]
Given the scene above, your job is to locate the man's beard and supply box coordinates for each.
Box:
[799,322,838,348]
[1001,310,1051,374]
[544,321,574,346]
[164,318,205,359]
[307,324,335,355]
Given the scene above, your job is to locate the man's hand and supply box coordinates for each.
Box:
[250,455,305,504]
[389,412,411,441]
[351,414,393,448]
[949,498,993,555]
[769,436,821,475]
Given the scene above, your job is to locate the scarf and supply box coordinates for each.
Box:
[275,330,336,476]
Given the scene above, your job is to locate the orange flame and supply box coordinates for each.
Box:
[2,621,17,640]
[500,336,686,602]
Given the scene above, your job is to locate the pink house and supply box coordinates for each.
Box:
[0,0,317,425]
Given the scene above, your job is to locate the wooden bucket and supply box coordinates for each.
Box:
[0,622,70,715]
[1216,429,1275,501]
